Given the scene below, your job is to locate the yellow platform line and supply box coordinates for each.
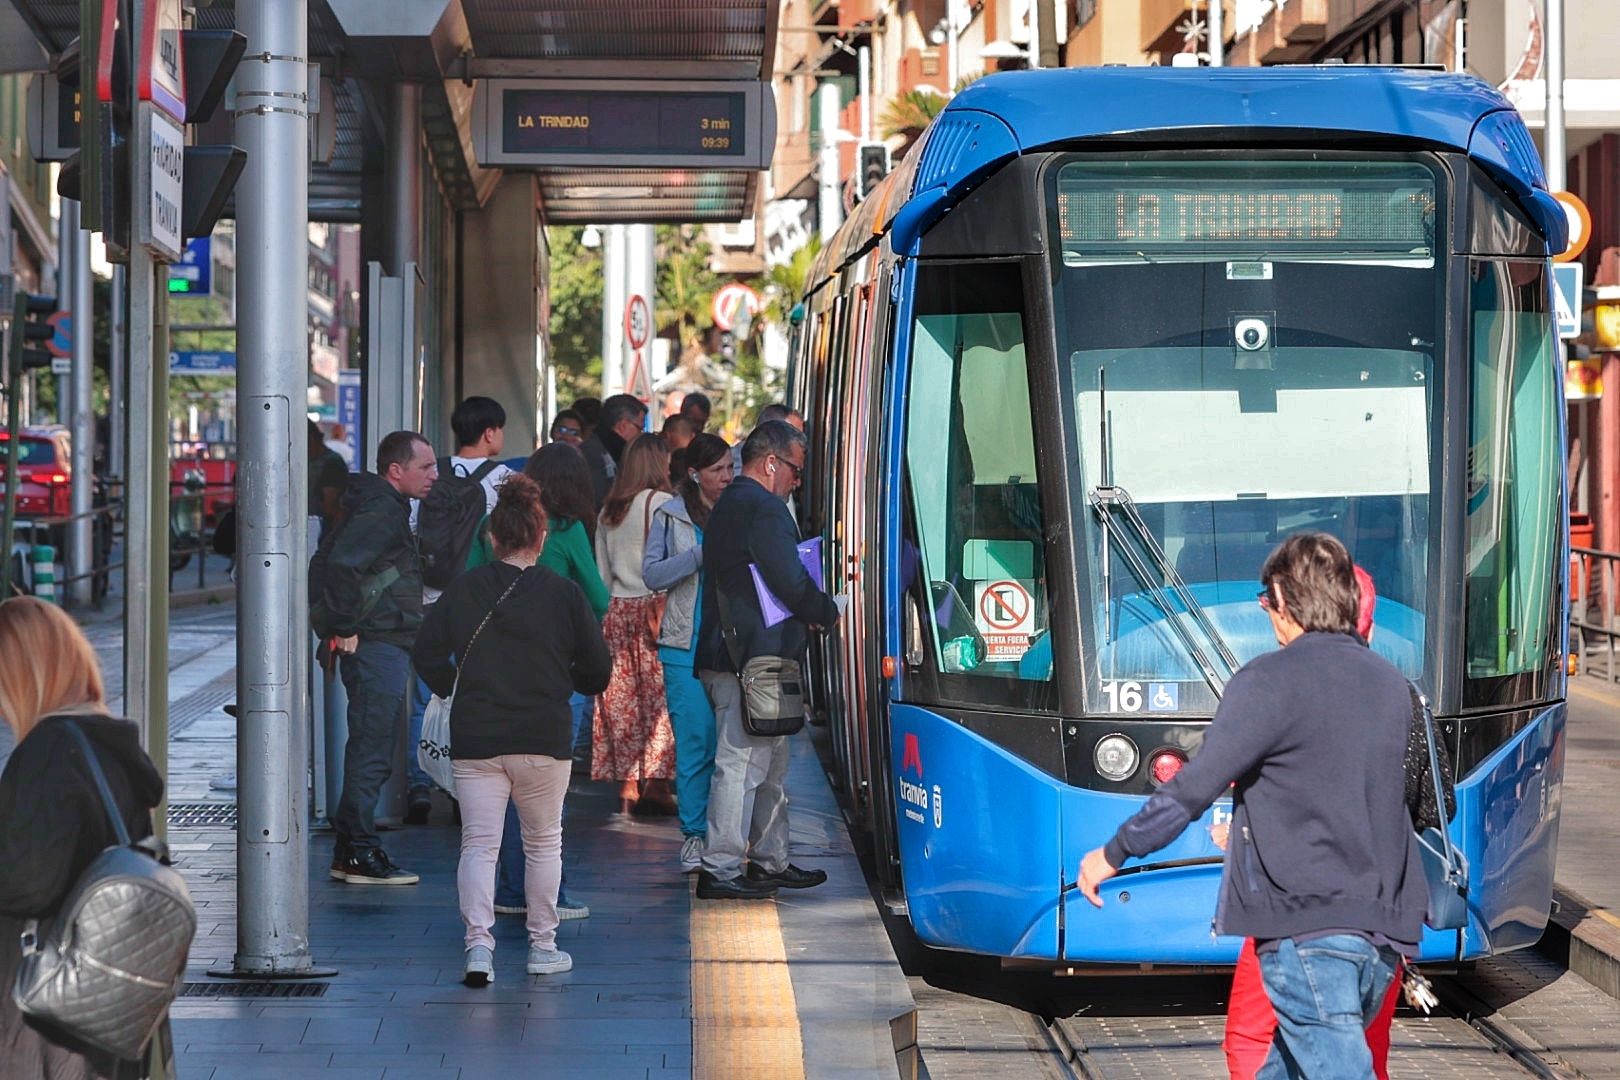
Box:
[690,884,807,1080]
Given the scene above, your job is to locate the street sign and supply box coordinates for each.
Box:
[138,0,187,123]
[50,357,73,375]
[711,282,761,332]
[624,294,651,350]
[1554,262,1584,340]
[169,350,236,375]
[168,236,213,295]
[626,350,651,403]
[1553,191,1591,264]
[45,311,71,358]
[337,369,362,472]
[139,104,184,261]
[472,79,775,170]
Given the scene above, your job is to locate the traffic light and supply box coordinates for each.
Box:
[858,143,890,200]
[719,331,735,364]
[9,293,58,375]
[56,0,132,256]
[178,29,247,240]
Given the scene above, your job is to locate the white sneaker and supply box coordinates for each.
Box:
[493,903,526,915]
[463,945,494,987]
[556,898,590,920]
[527,947,573,975]
[680,835,704,874]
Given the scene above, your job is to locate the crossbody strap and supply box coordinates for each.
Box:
[1413,688,1456,863]
[64,719,132,847]
[452,567,527,696]
[715,584,746,674]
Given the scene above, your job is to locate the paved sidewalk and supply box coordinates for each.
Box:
[1550,678,1620,1002]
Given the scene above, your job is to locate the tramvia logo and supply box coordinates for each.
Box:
[898,733,930,825]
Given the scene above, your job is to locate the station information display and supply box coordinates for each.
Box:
[474,79,774,170]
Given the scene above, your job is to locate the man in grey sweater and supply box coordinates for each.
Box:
[1079,532,1427,1080]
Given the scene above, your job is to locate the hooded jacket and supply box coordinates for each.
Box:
[319,471,424,648]
[643,494,702,650]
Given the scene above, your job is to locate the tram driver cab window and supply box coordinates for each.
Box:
[905,261,1055,706]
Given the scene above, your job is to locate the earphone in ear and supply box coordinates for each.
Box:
[689,472,699,483]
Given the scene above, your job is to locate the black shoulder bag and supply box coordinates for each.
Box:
[715,586,805,738]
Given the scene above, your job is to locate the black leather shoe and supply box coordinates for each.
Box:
[404,788,432,825]
[695,870,777,900]
[746,864,828,890]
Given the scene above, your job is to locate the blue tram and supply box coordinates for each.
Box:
[787,66,1569,967]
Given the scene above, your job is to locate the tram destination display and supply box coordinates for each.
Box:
[1056,161,1437,254]
[473,79,775,170]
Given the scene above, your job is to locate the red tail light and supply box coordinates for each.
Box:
[49,474,68,485]
[1149,749,1187,786]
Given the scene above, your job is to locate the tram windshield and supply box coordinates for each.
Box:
[1048,156,1443,711]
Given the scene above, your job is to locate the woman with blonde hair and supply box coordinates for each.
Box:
[594,433,678,815]
[0,597,168,1078]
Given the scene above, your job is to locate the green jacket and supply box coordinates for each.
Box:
[467,515,609,621]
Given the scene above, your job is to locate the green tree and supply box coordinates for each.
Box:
[655,224,721,375]
[545,226,604,404]
[761,235,821,332]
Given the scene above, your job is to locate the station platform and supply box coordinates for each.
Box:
[1547,677,1620,1002]
[130,608,916,1080]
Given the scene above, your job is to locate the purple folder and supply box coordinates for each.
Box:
[751,537,825,628]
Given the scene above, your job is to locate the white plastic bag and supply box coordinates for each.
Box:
[417,694,455,793]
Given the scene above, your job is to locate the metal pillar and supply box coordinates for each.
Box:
[67,201,93,607]
[624,224,655,408]
[386,83,422,276]
[818,83,843,242]
[1036,0,1060,69]
[224,0,324,979]
[1026,0,1040,70]
[946,1,959,90]
[1208,0,1224,67]
[109,265,126,480]
[55,204,72,422]
[601,224,627,395]
[1544,0,1565,191]
[858,46,871,142]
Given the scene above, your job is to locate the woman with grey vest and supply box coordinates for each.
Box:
[642,433,733,873]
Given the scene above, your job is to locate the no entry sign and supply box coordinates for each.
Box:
[975,579,1035,662]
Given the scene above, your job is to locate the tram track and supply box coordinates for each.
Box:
[912,961,1598,1080]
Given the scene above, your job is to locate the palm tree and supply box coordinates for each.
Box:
[879,88,948,142]
[655,225,721,373]
[761,235,822,332]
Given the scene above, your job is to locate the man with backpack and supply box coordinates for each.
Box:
[310,430,437,885]
[405,397,516,821]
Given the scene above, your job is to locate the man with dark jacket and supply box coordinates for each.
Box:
[579,393,647,509]
[1078,532,1427,1080]
[693,420,839,900]
[320,430,438,885]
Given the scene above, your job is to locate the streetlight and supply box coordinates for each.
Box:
[580,225,601,250]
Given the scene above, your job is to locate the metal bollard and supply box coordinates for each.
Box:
[31,544,56,603]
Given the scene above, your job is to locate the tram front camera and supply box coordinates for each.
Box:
[1234,317,1270,352]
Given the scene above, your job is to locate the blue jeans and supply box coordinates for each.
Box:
[406,672,433,792]
[660,646,717,839]
[1256,935,1400,1080]
[496,793,577,907]
[334,640,412,852]
[570,692,593,762]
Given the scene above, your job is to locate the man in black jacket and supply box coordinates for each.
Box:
[321,430,438,885]
[1078,533,1426,1079]
[694,420,840,899]
[579,393,647,509]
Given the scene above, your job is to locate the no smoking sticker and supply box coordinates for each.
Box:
[975,579,1035,662]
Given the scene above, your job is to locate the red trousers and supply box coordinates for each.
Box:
[1222,938,1400,1080]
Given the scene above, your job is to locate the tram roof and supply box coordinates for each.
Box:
[824,66,1566,278]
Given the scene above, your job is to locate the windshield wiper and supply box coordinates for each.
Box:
[1090,369,1241,700]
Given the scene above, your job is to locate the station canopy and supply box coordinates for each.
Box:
[6,0,777,224]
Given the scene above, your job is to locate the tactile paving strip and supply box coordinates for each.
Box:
[690,884,807,1080]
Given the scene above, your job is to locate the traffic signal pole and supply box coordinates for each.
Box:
[225,0,320,977]
[67,201,94,608]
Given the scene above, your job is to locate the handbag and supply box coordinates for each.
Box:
[716,587,805,737]
[1411,690,1469,930]
[641,494,669,640]
[416,567,528,791]
[12,721,197,1063]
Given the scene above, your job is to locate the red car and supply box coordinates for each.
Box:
[0,427,75,520]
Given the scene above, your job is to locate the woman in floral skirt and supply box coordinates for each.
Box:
[594,434,678,814]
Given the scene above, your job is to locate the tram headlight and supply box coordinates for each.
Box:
[1094,734,1140,782]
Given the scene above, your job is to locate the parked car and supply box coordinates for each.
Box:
[1,426,114,602]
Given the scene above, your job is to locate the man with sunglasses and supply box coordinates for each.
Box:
[692,419,839,899]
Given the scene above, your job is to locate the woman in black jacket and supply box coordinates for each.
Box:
[0,597,167,1079]
[414,474,612,987]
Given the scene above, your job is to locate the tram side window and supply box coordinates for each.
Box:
[906,262,1053,696]
[1464,260,1562,706]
